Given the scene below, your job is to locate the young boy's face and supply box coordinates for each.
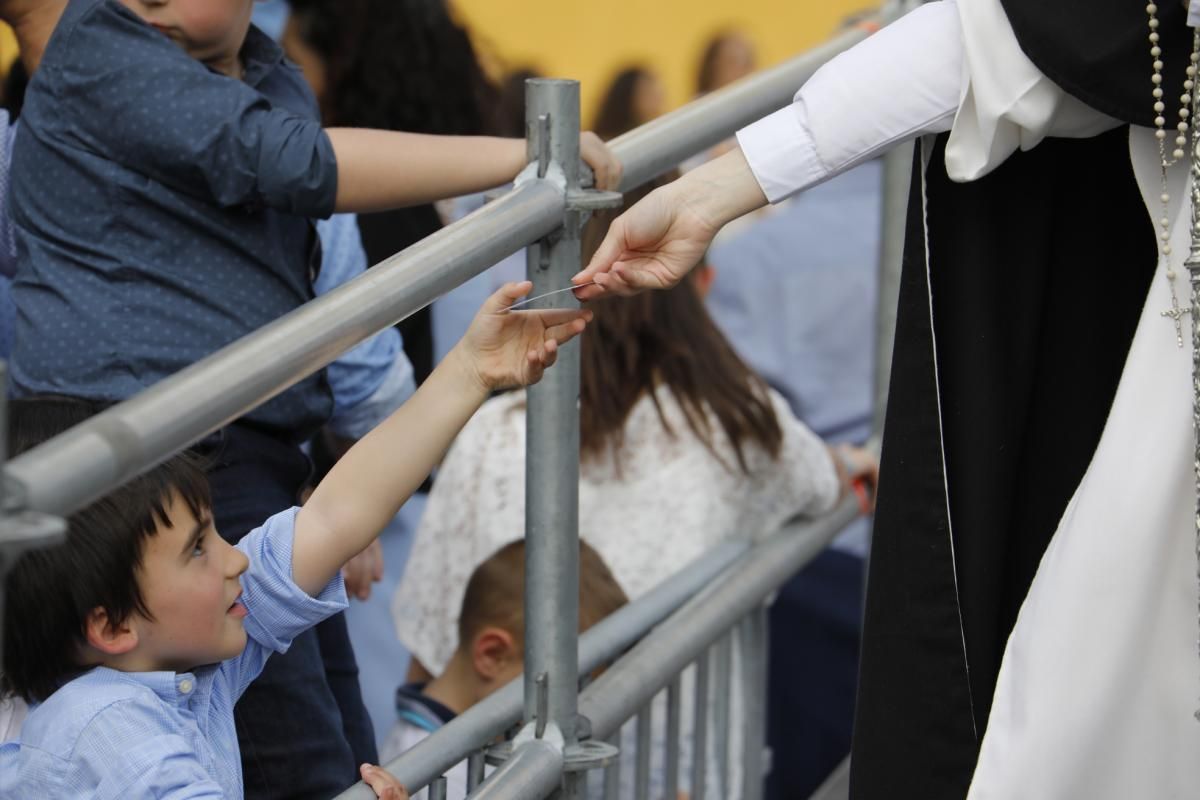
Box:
[131,492,250,672]
[120,0,254,69]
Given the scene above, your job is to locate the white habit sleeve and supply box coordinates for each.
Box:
[736,0,1120,204]
[736,1,962,204]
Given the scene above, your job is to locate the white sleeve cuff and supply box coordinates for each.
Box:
[737,103,825,205]
[738,1,963,202]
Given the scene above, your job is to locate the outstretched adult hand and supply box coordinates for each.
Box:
[573,181,720,299]
[572,147,768,300]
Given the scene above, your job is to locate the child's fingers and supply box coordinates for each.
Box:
[518,307,590,327]
[359,764,408,800]
[544,317,587,347]
[486,281,534,312]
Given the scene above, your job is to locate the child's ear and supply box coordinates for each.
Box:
[84,606,139,656]
[471,626,519,681]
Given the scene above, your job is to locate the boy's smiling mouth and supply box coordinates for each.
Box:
[227,591,247,618]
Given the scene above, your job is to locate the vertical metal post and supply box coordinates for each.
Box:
[523,77,584,797]
[429,777,448,800]
[690,655,710,800]
[603,729,622,800]
[634,706,652,800]
[712,633,733,794]
[467,751,486,791]
[870,140,913,446]
[665,676,682,800]
[739,606,770,800]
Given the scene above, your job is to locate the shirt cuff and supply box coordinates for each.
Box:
[737,103,825,204]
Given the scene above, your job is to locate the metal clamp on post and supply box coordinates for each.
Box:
[485,672,618,773]
[510,113,623,218]
[0,362,67,663]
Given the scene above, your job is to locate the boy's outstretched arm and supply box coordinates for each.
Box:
[290,283,591,597]
[327,129,621,213]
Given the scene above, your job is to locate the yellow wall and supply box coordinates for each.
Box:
[453,0,875,128]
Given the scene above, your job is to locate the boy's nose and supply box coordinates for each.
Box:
[227,542,250,578]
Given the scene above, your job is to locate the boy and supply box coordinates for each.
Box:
[0,283,591,799]
[8,0,617,794]
[379,540,628,797]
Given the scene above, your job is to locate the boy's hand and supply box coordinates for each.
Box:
[453,282,592,394]
[580,131,622,190]
[360,764,408,800]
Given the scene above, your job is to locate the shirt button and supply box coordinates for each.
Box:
[178,678,193,695]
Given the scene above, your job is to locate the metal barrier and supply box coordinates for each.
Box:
[0,2,915,798]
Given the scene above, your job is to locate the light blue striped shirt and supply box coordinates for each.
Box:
[0,507,348,799]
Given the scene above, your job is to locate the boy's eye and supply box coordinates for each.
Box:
[192,534,206,557]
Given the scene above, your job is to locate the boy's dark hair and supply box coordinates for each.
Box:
[457,540,628,650]
[0,396,211,703]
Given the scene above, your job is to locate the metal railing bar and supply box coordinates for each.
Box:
[579,497,860,740]
[332,539,748,799]
[2,181,564,520]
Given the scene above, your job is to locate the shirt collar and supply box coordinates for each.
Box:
[395,682,457,729]
[93,666,207,707]
[239,24,285,89]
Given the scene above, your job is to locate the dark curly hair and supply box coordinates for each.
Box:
[286,0,498,134]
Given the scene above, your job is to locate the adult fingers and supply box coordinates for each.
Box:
[515,307,590,327]
[574,215,631,285]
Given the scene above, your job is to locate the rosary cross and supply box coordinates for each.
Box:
[1162,298,1191,347]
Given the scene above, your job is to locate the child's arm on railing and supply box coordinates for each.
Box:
[327,129,621,213]
[289,282,592,597]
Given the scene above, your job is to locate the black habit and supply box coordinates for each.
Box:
[848,2,1189,797]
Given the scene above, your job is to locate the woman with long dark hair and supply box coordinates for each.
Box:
[592,65,667,141]
[284,0,500,384]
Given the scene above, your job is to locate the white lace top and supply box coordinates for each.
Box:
[392,383,839,673]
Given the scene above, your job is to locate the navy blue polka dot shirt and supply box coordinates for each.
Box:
[10,0,338,441]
